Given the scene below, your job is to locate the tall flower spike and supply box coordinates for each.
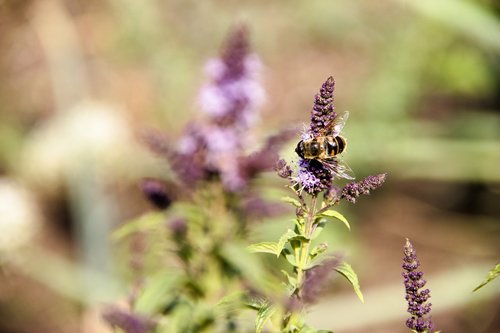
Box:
[309,76,337,138]
[172,24,267,192]
[294,76,339,196]
[199,23,264,130]
[402,238,437,333]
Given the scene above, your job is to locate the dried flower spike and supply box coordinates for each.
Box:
[402,238,437,333]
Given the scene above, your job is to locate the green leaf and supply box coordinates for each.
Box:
[247,242,279,255]
[112,212,164,240]
[283,248,298,267]
[335,262,364,303]
[281,269,297,288]
[281,196,302,208]
[473,263,500,292]
[310,243,328,260]
[216,291,246,314]
[255,302,277,333]
[134,271,182,315]
[277,229,299,257]
[311,219,327,240]
[221,242,276,293]
[318,210,350,231]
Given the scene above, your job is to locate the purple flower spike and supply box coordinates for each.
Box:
[309,76,337,138]
[292,76,341,196]
[341,173,386,203]
[402,238,437,333]
[198,24,264,131]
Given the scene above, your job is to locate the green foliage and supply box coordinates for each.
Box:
[248,189,364,332]
[134,271,183,315]
[255,301,277,333]
[316,210,350,231]
[473,263,500,292]
[334,262,364,303]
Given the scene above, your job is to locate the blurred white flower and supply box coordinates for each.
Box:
[21,101,134,191]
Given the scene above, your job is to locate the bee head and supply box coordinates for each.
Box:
[295,140,305,158]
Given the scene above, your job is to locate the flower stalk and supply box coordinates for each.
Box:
[257,76,386,333]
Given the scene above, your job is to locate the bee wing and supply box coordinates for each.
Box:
[325,111,349,137]
[322,157,355,180]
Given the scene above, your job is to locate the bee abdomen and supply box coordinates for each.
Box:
[326,137,337,155]
[326,136,346,156]
[336,136,346,155]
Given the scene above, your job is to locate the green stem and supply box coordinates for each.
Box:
[284,196,319,332]
[296,196,318,292]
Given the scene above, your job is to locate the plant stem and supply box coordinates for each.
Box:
[296,195,318,297]
[284,196,319,332]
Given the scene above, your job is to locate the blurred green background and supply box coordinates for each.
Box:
[0,0,499,332]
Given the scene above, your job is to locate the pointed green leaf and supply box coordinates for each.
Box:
[473,263,500,292]
[318,210,350,231]
[277,229,299,257]
[247,242,279,255]
[255,302,277,333]
[281,196,302,208]
[134,271,182,315]
[335,262,364,303]
[216,291,246,314]
[112,212,165,240]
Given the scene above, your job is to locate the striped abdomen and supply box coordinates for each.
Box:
[324,135,346,157]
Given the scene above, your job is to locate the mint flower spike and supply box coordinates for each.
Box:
[294,77,338,196]
[340,173,387,203]
[402,238,439,333]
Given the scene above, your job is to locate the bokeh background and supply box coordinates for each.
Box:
[0,0,499,332]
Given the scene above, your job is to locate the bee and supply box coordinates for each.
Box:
[295,111,354,180]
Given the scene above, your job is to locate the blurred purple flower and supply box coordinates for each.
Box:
[402,239,436,333]
[302,257,341,305]
[141,25,291,196]
[198,24,264,130]
[139,178,171,209]
[340,173,386,203]
[102,306,156,333]
[242,194,288,220]
[275,159,292,179]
